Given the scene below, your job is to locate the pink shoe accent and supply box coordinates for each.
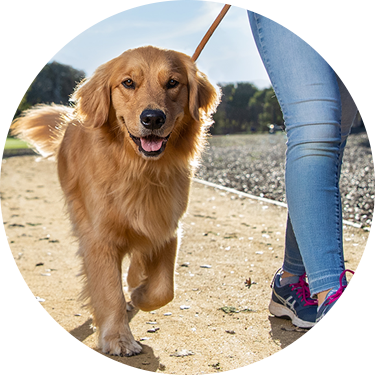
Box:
[325,269,355,305]
[290,274,318,307]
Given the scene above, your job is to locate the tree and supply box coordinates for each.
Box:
[212,83,283,134]
[249,87,283,132]
[0,0,33,126]
[212,82,257,134]
[27,61,85,105]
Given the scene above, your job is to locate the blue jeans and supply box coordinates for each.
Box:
[248,11,358,297]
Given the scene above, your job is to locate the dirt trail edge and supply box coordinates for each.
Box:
[1,156,367,374]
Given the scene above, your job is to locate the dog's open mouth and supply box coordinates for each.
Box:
[129,133,170,157]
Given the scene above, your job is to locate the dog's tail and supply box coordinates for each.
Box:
[10,104,74,158]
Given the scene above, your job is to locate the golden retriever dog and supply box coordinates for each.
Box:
[11,46,220,357]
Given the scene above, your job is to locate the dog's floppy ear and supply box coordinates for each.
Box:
[71,60,113,128]
[187,63,220,122]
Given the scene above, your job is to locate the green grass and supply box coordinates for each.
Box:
[4,138,29,150]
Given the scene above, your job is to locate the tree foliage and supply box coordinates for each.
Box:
[27,61,85,105]
[212,82,284,134]
[211,69,375,134]
[0,0,33,121]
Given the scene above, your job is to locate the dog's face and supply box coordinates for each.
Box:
[72,46,219,160]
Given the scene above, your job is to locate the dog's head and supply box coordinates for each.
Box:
[72,46,219,160]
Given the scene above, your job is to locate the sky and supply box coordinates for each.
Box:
[49,1,272,88]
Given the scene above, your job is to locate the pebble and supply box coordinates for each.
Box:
[164,312,172,316]
[170,349,195,357]
[200,265,212,268]
[35,296,45,302]
[147,327,160,333]
[180,305,190,310]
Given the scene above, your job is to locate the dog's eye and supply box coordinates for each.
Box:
[122,79,135,89]
[167,79,179,89]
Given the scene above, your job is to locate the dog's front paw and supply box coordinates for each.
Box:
[101,333,142,357]
[99,320,142,357]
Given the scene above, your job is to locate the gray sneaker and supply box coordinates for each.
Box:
[269,271,318,328]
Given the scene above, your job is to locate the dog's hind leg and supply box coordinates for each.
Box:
[130,236,178,312]
[79,240,142,357]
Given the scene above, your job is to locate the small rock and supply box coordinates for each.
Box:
[40,273,51,276]
[146,321,157,324]
[180,262,189,267]
[163,312,172,316]
[226,330,236,334]
[159,363,166,371]
[35,296,45,302]
[170,349,195,357]
[35,262,44,267]
[200,265,212,268]
[147,327,160,333]
[140,337,150,341]
[180,305,190,310]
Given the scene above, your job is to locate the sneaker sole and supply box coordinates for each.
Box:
[269,300,316,329]
[315,292,375,361]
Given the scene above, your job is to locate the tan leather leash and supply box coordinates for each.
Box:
[191,4,231,62]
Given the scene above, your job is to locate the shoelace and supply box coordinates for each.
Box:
[290,274,318,307]
[324,269,355,305]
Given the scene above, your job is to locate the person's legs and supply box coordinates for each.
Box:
[248,11,357,300]
[248,0,343,293]
[247,0,375,359]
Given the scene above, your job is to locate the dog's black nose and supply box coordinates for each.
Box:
[140,109,166,130]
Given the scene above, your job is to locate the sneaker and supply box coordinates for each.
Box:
[315,270,375,361]
[269,270,318,328]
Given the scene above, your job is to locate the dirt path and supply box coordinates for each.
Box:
[1,155,367,374]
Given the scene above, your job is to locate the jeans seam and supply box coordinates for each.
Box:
[253,14,285,113]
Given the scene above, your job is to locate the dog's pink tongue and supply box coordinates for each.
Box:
[141,137,163,152]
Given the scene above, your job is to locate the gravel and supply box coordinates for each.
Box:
[196,132,374,227]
